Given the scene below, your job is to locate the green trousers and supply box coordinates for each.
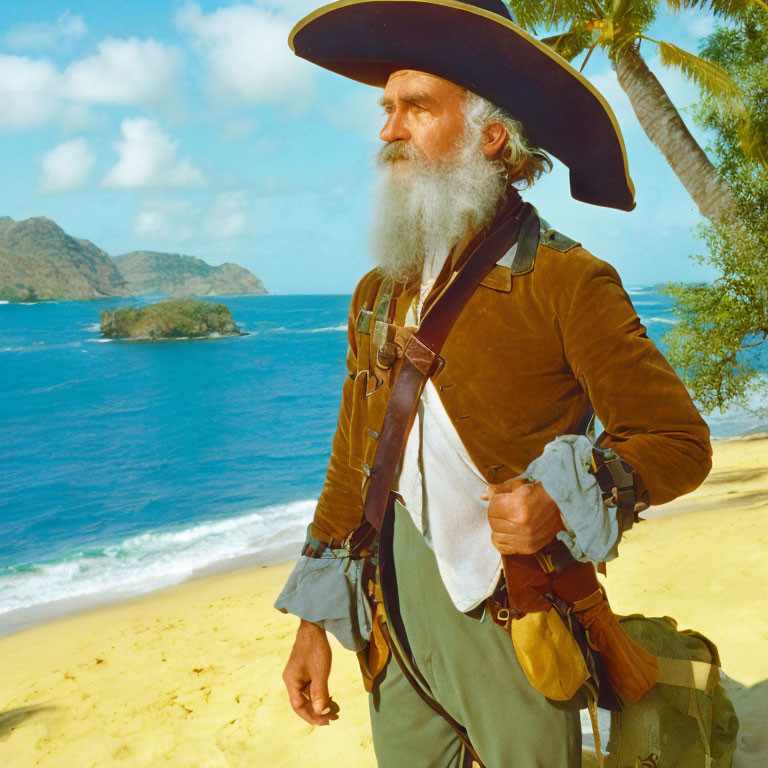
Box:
[368,500,582,768]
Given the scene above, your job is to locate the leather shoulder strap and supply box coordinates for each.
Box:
[353,197,533,544]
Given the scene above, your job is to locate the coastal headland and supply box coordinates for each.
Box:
[0,436,766,767]
[0,215,267,302]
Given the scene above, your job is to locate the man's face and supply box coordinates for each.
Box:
[370,73,508,282]
[379,70,468,170]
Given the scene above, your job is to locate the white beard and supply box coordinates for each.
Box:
[369,131,507,283]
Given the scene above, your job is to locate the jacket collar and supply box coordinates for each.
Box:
[479,202,541,291]
[416,191,539,309]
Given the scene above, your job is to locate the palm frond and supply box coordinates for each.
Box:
[656,40,744,107]
[611,0,659,26]
[614,0,659,32]
[503,1,547,30]
[665,0,768,18]
[655,40,768,167]
[504,0,595,32]
[540,26,593,60]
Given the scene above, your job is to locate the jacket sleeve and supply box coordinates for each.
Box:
[309,290,366,543]
[273,527,372,651]
[558,251,712,506]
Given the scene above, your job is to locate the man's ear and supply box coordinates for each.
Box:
[483,121,507,158]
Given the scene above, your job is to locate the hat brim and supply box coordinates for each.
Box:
[290,0,635,211]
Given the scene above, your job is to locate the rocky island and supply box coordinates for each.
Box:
[100,299,243,340]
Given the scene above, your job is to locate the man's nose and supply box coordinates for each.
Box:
[379,109,410,144]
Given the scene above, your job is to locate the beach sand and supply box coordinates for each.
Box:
[1,437,766,767]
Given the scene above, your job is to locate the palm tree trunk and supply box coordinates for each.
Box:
[614,43,739,225]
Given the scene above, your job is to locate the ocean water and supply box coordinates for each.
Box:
[0,289,764,633]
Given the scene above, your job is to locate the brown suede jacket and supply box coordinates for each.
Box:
[309,215,712,545]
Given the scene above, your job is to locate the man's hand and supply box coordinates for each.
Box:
[282,619,338,726]
[482,477,565,555]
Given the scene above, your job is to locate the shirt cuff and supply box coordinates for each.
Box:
[273,551,372,652]
[523,434,621,564]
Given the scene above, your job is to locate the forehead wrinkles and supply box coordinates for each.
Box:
[378,90,436,109]
[384,70,465,101]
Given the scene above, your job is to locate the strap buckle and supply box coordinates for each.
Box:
[404,335,445,378]
[589,446,637,514]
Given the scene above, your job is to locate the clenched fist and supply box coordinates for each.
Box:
[482,476,565,555]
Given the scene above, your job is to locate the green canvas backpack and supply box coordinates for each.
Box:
[604,615,740,768]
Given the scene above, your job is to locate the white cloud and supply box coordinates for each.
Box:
[681,11,717,40]
[40,138,95,193]
[0,35,183,131]
[63,37,184,106]
[221,117,260,140]
[322,87,384,143]
[205,192,248,239]
[133,199,194,241]
[103,118,204,189]
[175,2,313,106]
[4,11,87,50]
[134,209,166,237]
[0,55,72,129]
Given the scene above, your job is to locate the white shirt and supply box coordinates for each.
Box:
[394,247,508,612]
[393,242,618,613]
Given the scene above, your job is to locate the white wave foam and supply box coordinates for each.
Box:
[0,499,316,616]
[307,324,347,333]
[83,322,101,332]
[0,300,8,304]
[646,316,677,325]
[274,325,347,334]
[1,341,84,352]
[86,338,113,343]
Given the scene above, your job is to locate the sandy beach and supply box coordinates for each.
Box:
[1,436,766,767]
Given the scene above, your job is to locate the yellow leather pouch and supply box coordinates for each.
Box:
[508,607,591,701]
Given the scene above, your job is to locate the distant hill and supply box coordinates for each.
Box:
[112,251,267,298]
[0,216,267,302]
[0,217,129,302]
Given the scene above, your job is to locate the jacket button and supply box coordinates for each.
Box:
[377,341,399,369]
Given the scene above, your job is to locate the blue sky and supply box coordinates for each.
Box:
[0,0,727,293]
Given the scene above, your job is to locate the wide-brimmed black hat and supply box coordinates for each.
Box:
[289,0,635,211]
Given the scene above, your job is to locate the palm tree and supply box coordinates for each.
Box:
[506,0,765,225]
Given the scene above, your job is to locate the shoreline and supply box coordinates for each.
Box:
[2,430,767,641]
[102,331,249,341]
[0,436,766,766]
[0,539,304,639]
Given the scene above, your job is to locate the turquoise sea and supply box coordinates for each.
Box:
[0,290,764,634]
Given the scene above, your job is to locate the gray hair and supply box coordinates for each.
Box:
[464,91,553,189]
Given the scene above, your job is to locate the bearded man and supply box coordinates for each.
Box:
[274,1,712,766]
